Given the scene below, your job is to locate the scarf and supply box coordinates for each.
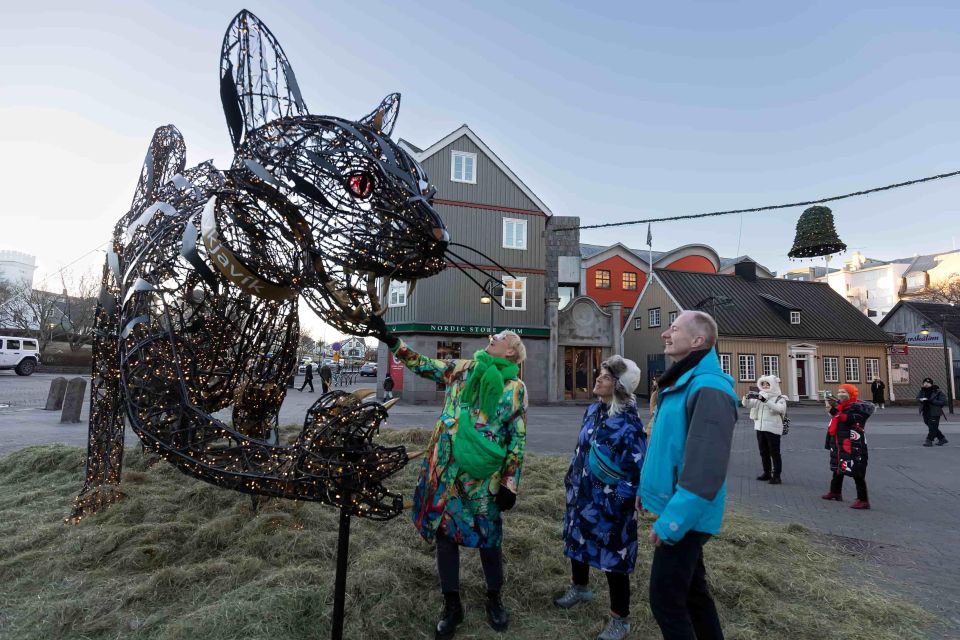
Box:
[828,399,854,436]
[657,348,711,390]
[453,351,519,480]
[461,350,519,421]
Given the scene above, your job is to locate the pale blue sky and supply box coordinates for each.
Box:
[3,0,959,336]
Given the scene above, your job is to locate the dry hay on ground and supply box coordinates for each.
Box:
[0,428,934,640]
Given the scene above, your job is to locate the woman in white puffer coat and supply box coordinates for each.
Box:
[742,375,788,484]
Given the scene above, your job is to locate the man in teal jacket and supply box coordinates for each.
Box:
[639,310,738,639]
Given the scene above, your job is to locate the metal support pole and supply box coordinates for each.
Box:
[331,508,351,640]
[942,316,954,414]
[490,293,495,333]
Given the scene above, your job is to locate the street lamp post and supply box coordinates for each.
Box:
[479,278,505,334]
[921,314,955,414]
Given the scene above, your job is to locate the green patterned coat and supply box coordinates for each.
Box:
[392,340,527,548]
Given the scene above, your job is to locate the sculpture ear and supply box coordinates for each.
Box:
[220,10,308,149]
[358,93,401,136]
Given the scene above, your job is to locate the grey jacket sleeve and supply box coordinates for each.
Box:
[678,388,739,501]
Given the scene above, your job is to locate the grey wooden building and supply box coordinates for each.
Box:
[377,125,556,403]
[879,300,959,399]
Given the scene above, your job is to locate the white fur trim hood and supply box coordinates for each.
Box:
[741,375,788,434]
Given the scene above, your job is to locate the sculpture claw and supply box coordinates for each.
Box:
[382,398,400,410]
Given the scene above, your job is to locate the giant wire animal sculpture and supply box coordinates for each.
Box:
[69,10,455,527]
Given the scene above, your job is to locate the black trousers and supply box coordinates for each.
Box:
[571,559,631,618]
[649,531,723,640]
[299,377,314,392]
[436,536,503,594]
[756,431,782,477]
[924,415,946,442]
[830,472,868,501]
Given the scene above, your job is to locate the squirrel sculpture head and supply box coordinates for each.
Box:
[210,10,448,333]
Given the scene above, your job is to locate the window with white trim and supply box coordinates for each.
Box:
[451,151,476,183]
[668,311,678,324]
[790,311,801,325]
[844,357,860,383]
[865,358,881,382]
[388,280,407,307]
[648,308,661,328]
[719,353,731,376]
[823,357,839,383]
[502,218,527,250]
[738,354,756,382]
[907,273,925,289]
[502,276,526,310]
[634,317,642,330]
[762,355,780,377]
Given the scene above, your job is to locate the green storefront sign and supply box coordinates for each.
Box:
[387,322,550,338]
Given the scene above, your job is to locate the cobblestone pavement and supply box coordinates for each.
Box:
[2,371,958,635]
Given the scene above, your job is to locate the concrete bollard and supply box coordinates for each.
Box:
[60,377,88,424]
[44,377,68,411]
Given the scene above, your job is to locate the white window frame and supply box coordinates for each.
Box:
[762,355,780,378]
[502,218,527,250]
[844,357,861,383]
[387,280,407,307]
[648,308,661,328]
[865,358,881,382]
[719,353,731,376]
[634,317,642,330]
[823,357,840,383]
[668,311,678,324]
[502,276,526,311]
[790,311,801,325]
[907,274,925,288]
[738,354,756,382]
[451,151,477,184]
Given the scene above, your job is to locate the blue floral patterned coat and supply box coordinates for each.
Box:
[563,402,646,574]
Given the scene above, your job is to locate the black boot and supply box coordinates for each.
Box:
[756,473,771,481]
[485,590,508,632]
[435,592,464,640]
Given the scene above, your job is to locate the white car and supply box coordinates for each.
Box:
[0,336,41,376]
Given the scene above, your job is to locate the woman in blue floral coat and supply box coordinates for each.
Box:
[555,356,646,640]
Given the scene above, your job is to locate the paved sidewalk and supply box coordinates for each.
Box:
[2,371,958,635]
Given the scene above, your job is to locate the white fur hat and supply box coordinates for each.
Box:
[602,355,642,399]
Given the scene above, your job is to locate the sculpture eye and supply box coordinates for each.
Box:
[346,172,374,199]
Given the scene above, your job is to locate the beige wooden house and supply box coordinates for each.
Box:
[622,261,892,401]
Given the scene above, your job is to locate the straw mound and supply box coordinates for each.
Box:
[0,429,932,640]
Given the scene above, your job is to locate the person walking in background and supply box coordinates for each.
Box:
[647,378,659,438]
[383,372,395,400]
[319,362,332,394]
[871,377,886,409]
[821,384,872,509]
[917,377,948,446]
[640,311,738,640]
[298,362,314,393]
[554,356,646,640]
[370,317,527,639]
[742,376,788,485]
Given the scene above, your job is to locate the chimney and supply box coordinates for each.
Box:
[734,260,757,282]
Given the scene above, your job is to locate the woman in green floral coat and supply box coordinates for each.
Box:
[375,321,527,639]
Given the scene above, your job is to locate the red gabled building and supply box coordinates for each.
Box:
[579,243,771,328]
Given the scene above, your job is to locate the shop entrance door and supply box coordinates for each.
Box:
[564,347,602,400]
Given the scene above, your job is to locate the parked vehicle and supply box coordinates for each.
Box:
[360,362,377,377]
[0,336,41,376]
